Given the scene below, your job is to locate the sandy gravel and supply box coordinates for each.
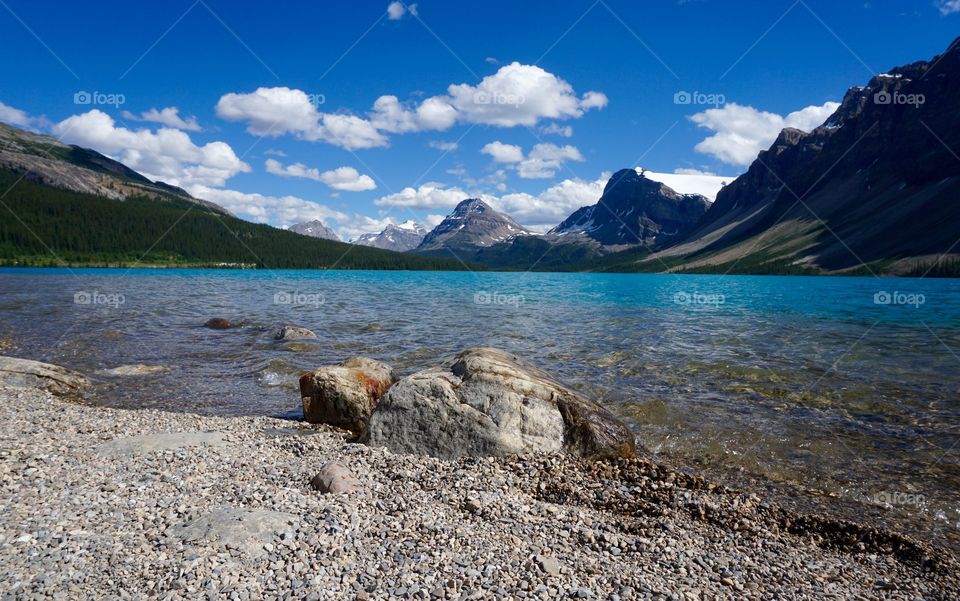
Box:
[0,384,956,600]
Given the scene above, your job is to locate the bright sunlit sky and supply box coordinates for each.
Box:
[1,0,958,238]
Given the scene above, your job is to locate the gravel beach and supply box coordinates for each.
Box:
[1,383,957,600]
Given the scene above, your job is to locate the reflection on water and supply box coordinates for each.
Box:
[0,268,958,547]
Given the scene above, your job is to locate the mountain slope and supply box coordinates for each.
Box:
[289,220,341,242]
[415,199,533,257]
[551,168,710,247]
[640,36,960,275]
[0,122,228,214]
[0,169,473,270]
[0,121,470,271]
[354,221,427,251]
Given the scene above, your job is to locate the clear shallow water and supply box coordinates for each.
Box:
[1,268,958,545]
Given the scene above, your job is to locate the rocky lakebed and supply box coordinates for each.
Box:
[0,331,958,600]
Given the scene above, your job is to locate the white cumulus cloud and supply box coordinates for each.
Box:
[492,175,608,230]
[540,123,573,137]
[372,183,473,210]
[216,87,387,150]
[0,100,34,128]
[188,185,347,228]
[54,110,250,188]
[387,1,417,20]
[428,140,458,151]
[689,101,840,166]
[121,107,201,131]
[264,159,376,191]
[938,0,960,15]
[217,65,604,149]
[481,141,524,163]
[481,141,584,179]
[443,63,606,128]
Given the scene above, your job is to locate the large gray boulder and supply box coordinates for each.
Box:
[0,356,89,399]
[364,348,636,460]
[299,358,396,434]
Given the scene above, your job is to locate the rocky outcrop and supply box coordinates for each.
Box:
[299,358,396,434]
[364,348,636,460]
[0,356,89,399]
[550,169,709,247]
[273,325,316,341]
[310,462,363,494]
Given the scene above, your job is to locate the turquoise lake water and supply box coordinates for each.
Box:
[0,268,957,544]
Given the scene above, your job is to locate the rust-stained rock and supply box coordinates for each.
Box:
[299,358,396,434]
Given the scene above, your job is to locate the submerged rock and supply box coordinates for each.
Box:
[273,325,317,340]
[365,347,636,460]
[204,318,234,330]
[98,364,170,377]
[299,358,396,434]
[0,356,89,399]
[310,461,363,494]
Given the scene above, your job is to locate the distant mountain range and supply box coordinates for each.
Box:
[2,37,958,275]
[354,221,428,252]
[406,36,960,276]
[288,220,341,242]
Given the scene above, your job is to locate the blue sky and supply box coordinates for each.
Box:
[1,0,958,239]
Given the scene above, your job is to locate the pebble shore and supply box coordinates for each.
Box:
[1,384,957,600]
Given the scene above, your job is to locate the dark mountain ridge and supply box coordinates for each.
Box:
[551,168,710,247]
[642,36,960,274]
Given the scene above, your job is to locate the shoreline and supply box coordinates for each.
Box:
[1,383,957,599]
